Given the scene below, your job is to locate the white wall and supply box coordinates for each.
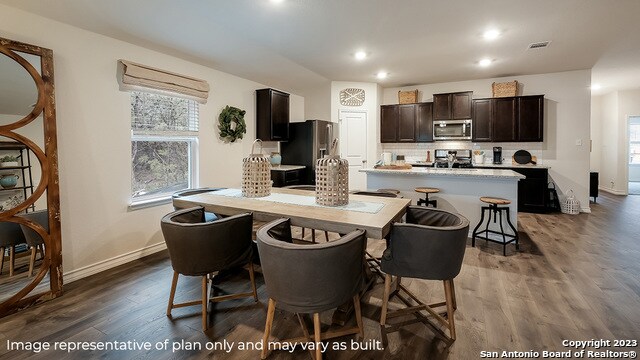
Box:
[301,81,331,121]
[592,89,640,192]
[330,81,380,178]
[0,5,305,280]
[384,70,592,211]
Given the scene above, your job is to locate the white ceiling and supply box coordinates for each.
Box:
[2,0,640,96]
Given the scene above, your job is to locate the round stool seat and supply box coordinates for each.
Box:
[415,187,440,194]
[480,196,511,205]
[378,188,400,195]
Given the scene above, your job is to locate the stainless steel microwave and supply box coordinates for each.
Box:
[433,119,472,140]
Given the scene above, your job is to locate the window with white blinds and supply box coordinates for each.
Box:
[130,91,199,205]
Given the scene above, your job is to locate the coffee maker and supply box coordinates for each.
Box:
[493,146,503,164]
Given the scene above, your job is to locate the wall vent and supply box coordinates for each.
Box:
[528,41,551,49]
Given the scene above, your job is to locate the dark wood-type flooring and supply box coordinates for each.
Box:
[1,192,639,359]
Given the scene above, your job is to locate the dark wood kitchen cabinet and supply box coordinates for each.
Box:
[473,95,544,142]
[433,91,472,120]
[475,166,549,213]
[517,95,544,142]
[380,102,433,143]
[471,99,492,142]
[256,88,289,141]
[398,104,416,142]
[380,105,399,142]
[415,102,434,142]
[492,97,517,142]
[271,168,305,187]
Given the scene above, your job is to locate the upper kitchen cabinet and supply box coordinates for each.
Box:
[380,102,434,143]
[472,95,544,142]
[256,88,290,141]
[433,91,472,120]
[380,105,399,142]
[517,95,544,142]
[471,99,492,142]
[492,97,517,142]
[415,102,434,142]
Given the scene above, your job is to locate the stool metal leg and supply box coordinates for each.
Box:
[472,207,486,247]
[498,209,507,256]
[483,207,491,243]
[505,207,519,250]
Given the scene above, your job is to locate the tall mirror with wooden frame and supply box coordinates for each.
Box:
[0,37,62,316]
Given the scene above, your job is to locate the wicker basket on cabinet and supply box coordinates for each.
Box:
[492,80,519,97]
[398,89,418,104]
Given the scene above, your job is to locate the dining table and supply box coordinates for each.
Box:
[173,187,411,325]
[172,187,411,239]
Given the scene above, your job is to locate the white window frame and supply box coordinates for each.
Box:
[129,91,199,209]
[630,117,640,166]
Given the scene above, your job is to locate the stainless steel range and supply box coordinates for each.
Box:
[433,149,473,168]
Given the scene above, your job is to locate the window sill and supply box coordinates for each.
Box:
[128,196,173,211]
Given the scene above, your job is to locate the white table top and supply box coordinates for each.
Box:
[173,187,410,239]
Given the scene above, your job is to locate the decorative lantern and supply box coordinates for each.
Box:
[561,189,580,215]
[242,139,271,198]
[315,124,349,206]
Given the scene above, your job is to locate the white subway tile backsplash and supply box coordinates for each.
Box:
[380,142,545,165]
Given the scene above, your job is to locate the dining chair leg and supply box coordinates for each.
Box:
[451,280,457,310]
[302,227,306,240]
[443,279,456,340]
[313,312,322,360]
[248,262,258,301]
[353,294,364,339]
[261,298,276,359]
[380,273,392,347]
[324,231,329,242]
[202,276,209,331]
[167,271,179,316]
[9,246,15,277]
[0,246,5,275]
[28,246,37,277]
[311,229,317,243]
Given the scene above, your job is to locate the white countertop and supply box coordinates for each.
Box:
[271,165,306,171]
[360,167,525,179]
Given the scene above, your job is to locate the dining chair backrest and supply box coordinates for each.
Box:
[19,210,49,247]
[257,218,366,314]
[351,190,401,198]
[0,220,26,247]
[382,206,469,280]
[161,206,253,276]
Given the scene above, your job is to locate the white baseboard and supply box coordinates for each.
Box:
[64,242,167,283]
[599,186,627,196]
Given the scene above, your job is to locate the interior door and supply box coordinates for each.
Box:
[339,110,368,191]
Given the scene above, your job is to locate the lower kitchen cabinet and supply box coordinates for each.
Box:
[271,167,305,187]
[476,166,549,213]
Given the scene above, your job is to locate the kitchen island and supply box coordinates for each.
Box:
[360,167,525,236]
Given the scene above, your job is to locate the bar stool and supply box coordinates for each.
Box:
[415,187,439,207]
[471,197,519,256]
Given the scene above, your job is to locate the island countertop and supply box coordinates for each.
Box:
[360,167,525,180]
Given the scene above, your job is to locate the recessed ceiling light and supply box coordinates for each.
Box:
[483,29,500,40]
[591,84,602,90]
[478,58,493,67]
[376,71,388,79]
[270,0,284,3]
[354,51,367,60]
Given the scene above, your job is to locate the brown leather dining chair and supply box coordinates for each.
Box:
[379,206,469,344]
[257,218,366,360]
[18,210,48,277]
[0,220,27,276]
[160,206,258,331]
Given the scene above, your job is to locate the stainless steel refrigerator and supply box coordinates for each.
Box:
[280,120,339,185]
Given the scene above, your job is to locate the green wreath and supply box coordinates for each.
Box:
[218,105,247,143]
